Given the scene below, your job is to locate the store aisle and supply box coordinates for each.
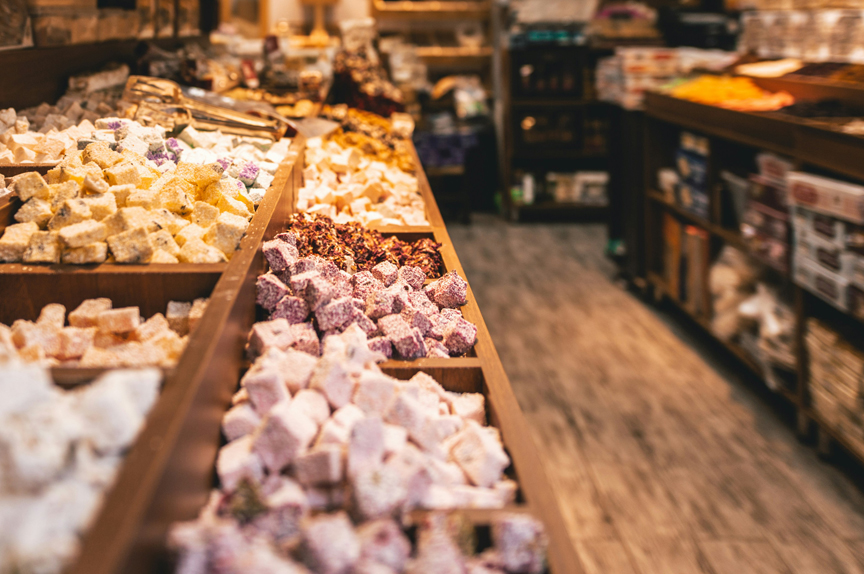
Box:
[450,216,864,574]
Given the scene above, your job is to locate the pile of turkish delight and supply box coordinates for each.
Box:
[0,365,161,574]
[169,326,544,573]
[255,232,477,360]
[0,298,207,367]
[298,135,428,227]
[0,131,284,264]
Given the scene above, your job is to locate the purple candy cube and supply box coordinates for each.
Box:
[378,314,426,359]
[427,270,468,309]
[371,261,399,287]
[397,266,426,290]
[425,338,450,358]
[290,322,320,356]
[256,273,290,312]
[365,289,396,320]
[367,337,393,359]
[442,317,477,356]
[352,270,384,301]
[304,275,336,311]
[263,239,300,273]
[315,297,356,332]
[272,295,309,324]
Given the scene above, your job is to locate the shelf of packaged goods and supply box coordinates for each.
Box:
[371,0,492,20]
[647,270,799,405]
[644,91,864,185]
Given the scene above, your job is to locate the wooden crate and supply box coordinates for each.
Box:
[40,136,580,574]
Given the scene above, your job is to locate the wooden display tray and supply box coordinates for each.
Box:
[1,136,582,573]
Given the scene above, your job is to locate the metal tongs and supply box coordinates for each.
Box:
[122,75,289,140]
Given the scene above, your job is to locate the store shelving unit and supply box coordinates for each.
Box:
[641,89,864,463]
[371,0,492,21]
[0,137,579,572]
[502,43,613,222]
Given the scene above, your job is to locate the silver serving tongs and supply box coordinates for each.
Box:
[122,75,288,140]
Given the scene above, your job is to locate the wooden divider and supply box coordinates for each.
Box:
[0,130,585,574]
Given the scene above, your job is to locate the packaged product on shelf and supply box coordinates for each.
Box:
[169,324,543,572]
[255,232,476,359]
[807,318,864,455]
[756,152,794,184]
[0,297,207,367]
[794,253,851,310]
[297,134,428,227]
[682,225,710,317]
[788,171,864,224]
[284,214,444,278]
[709,246,759,341]
[0,0,31,50]
[0,365,161,574]
[672,131,710,219]
[793,206,864,252]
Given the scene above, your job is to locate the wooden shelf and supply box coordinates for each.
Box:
[511,98,608,107]
[371,0,491,19]
[415,45,493,66]
[426,164,466,176]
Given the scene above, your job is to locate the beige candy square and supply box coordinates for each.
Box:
[97,307,140,333]
[105,162,141,187]
[11,320,61,357]
[120,148,148,166]
[62,151,84,169]
[216,195,251,219]
[14,172,49,202]
[178,239,226,264]
[201,179,239,205]
[103,206,150,237]
[150,249,179,263]
[37,303,66,330]
[48,199,91,231]
[147,208,189,235]
[0,222,39,262]
[82,193,117,221]
[203,212,249,256]
[45,167,64,185]
[151,329,186,364]
[126,189,161,210]
[48,181,81,211]
[108,184,135,207]
[82,174,109,195]
[107,226,153,263]
[23,231,61,263]
[17,344,46,363]
[59,220,106,248]
[189,298,208,332]
[176,163,221,189]
[160,177,195,215]
[56,327,96,360]
[134,313,170,341]
[174,223,207,247]
[166,301,192,335]
[62,242,108,264]
[149,229,180,256]
[14,198,53,228]
[82,142,122,169]
[191,201,219,227]
[69,298,112,327]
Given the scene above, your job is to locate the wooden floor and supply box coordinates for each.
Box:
[449,216,864,574]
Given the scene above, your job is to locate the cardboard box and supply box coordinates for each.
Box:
[794,253,850,310]
[788,171,864,224]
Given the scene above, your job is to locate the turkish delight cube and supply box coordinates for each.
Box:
[82,142,122,169]
[378,314,426,359]
[352,270,384,301]
[222,403,261,442]
[492,514,547,574]
[69,298,112,327]
[365,289,396,320]
[48,198,92,231]
[15,172,49,202]
[351,463,407,521]
[304,275,336,312]
[149,229,180,257]
[81,192,117,221]
[347,416,386,479]
[243,367,291,415]
[217,435,265,492]
[107,184,134,208]
[302,512,360,574]
[247,318,295,358]
[62,241,108,265]
[402,308,432,337]
[174,223,207,247]
[253,399,318,472]
[293,445,344,486]
[56,326,96,360]
[126,189,161,210]
[449,421,510,488]
[272,295,309,324]
[134,313,170,342]
[36,303,65,330]
[450,392,486,424]
[366,337,393,359]
[14,198,53,229]
[256,273,290,312]
[425,338,450,358]
[397,266,426,290]
[82,174,109,195]
[23,231,61,263]
[107,226,153,263]
[216,195,251,219]
[160,177,195,215]
[58,220,107,248]
[310,355,354,409]
[290,270,320,295]
[104,162,141,187]
[48,181,82,212]
[203,212,249,256]
[427,270,469,308]
[443,318,477,355]
[290,388,331,424]
[0,222,39,261]
[102,207,151,237]
[356,519,411,573]
[191,201,220,228]
[353,371,399,416]
[371,261,399,287]
[97,307,140,333]
[178,239,227,263]
[315,297,355,332]
[166,301,192,335]
[290,322,320,356]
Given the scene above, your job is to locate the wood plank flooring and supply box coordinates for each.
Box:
[448,216,864,574]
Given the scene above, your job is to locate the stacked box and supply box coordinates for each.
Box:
[807,318,864,456]
[740,154,793,272]
[595,48,679,110]
[788,171,864,224]
[674,132,710,219]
